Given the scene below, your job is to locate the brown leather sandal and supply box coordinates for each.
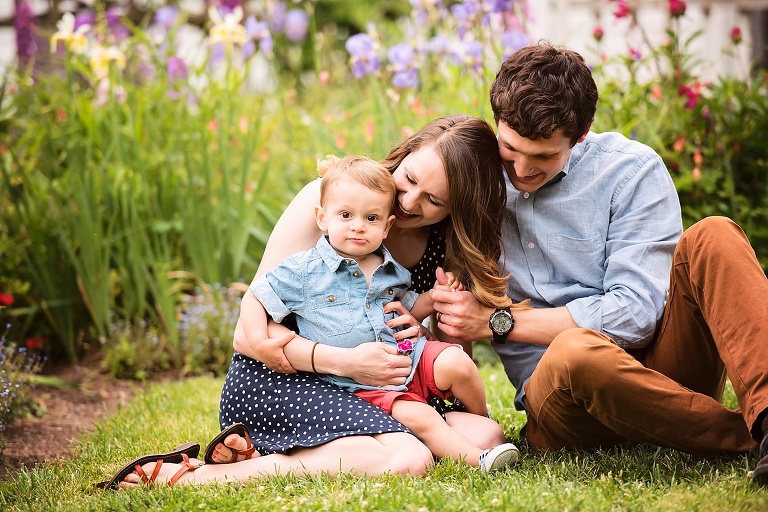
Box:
[203,423,256,464]
[131,453,203,487]
[95,442,200,490]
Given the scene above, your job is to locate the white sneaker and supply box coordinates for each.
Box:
[478,443,520,472]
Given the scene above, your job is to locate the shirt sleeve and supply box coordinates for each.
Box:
[565,154,682,349]
[249,255,305,323]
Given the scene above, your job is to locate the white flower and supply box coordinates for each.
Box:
[50,12,90,54]
[206,6,247,47]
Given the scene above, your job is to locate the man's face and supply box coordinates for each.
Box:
[497,121,585,193]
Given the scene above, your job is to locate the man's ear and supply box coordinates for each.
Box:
[382,214,396,238]
[315,205,328,232]
[576,125,591,144]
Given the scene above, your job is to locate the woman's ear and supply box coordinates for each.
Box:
[315,205,328,232]
[382,214,396,238]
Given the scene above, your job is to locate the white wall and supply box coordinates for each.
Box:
[526,0,758,81]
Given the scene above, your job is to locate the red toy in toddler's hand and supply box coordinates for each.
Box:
[397,339,414,356]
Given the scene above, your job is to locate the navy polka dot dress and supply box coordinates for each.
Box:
[218,227,446,454]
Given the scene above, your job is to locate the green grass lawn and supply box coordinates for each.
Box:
[2,351,768,511]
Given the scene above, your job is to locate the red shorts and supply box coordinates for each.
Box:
[354,340,459,415]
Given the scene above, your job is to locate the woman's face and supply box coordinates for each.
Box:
[391,145,450,229]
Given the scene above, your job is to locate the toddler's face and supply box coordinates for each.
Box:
[316,180,395,260]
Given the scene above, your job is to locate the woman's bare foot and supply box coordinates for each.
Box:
[210,433,260,463]
[119,458,201,489]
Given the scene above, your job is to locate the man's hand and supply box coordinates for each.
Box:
[431,270,493,342]
[344,342,412,387]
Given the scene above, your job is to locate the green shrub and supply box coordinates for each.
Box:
[0,324,44,455]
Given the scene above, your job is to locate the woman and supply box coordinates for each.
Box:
[117,114,516,487]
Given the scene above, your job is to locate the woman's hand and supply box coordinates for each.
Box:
[344,342,412,387]
[384,301,434,341]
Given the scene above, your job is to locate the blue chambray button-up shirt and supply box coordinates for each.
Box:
[250,235,425,393]
[495,131,684,410]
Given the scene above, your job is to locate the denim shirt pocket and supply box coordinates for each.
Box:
[308,290,354,336]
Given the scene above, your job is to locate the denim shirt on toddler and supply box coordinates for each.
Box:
[250,235,427,393]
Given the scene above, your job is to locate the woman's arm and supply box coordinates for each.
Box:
[234,179,413,386]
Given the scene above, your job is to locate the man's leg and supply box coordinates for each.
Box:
[642,216,768,436]
[523,328,755,456]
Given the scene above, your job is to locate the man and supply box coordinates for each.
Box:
[430,42,768,484]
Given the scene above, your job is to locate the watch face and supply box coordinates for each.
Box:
[491,311,512,333]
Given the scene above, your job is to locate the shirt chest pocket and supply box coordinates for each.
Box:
[547,233,606,280]
[308,291,354,336]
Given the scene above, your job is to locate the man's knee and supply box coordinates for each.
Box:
[543,328,618,385]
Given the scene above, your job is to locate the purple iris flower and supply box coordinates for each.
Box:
[167,56,188,82]
[452,39,483,73]
[501,30,528,59]
[106,7,130,41]
[284,9,309,43]
[387,43,419,89]
[345,33,379,79]
[15,0,37,66]
[218,0,243,15]
[74,11,95,33]
[423,34,450,56]
[153,6,179,31]
[270,1,287,31]
[243,16,273,59]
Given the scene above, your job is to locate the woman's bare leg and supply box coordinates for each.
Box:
[121,432,432,487]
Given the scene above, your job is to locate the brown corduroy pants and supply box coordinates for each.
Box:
[523,216,768,456]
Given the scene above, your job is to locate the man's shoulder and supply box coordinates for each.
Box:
[582,131,659,161]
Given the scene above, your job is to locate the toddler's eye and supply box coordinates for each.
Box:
[340,211,352,219]
[366,215,378,222]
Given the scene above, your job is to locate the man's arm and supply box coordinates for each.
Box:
[430,287,577,345]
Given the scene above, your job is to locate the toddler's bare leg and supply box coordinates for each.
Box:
[432,346,488,416]
[391,399,483,466]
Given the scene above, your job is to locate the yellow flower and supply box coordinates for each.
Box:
[50,12,89,54]
[206,6,247,47]
[89,45,127,80]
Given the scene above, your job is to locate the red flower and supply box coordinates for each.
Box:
[592,26,604,42]
[669,0,686,18]
[730,26,743,45]
[0,293,13,306]
[25,336,48,350]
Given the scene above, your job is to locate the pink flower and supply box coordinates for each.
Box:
[0,293,14,306]
[668,0,686,18]
[397,339,414,356]
[673,137,685,152]
[612,0,631,19]
[730,26,743,45]
[592,26,604,42]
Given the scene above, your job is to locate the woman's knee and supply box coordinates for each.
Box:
[384,435,433,476]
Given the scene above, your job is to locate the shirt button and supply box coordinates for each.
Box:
[344,259,351,264]
[388,288,394,295]
[523,192,530,199]
[527,242,535,249]
[327,295,335,302]
[377,336,382,342]
[353,271,360,277]
[365,302,370,309]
